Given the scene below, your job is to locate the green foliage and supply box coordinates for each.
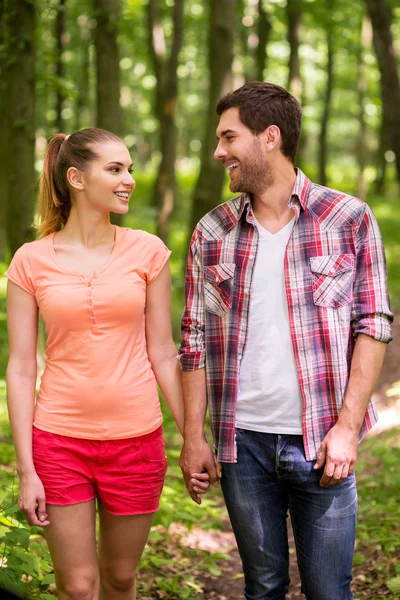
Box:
[355,428,400,599]
[368,194,400,308]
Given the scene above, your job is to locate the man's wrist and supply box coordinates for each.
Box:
[183,428,207,443]
[335,409,362,434]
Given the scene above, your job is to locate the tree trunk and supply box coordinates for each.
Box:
[255,0,271,81]
[148,0,184,243]
[374,116,388,195]
[74,26,91,131]
[55,0,66,132]
[366,0,400,183]
[238,0,271,83]
[287,0,302,98]
[356,17,371,199]
[318,0,334,187]
[189,0,236,233]
[5,0,36,255]
[0,0,8,260]
[93,0,124,225]
[286,0,306,167]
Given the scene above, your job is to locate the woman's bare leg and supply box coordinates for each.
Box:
[43,500,99,600]
[97,500,155,600]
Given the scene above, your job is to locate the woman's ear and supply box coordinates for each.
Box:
[67,166,84,191]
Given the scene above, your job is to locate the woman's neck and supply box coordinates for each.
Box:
[57,206,115,249]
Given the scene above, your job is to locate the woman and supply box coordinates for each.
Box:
[6,128,184,600]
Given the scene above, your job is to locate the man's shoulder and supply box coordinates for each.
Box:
[306,181,367,228]
[194,195,245,240]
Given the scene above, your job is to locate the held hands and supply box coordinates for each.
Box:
[314,423,359,487]
[18,472,50,527]
[179,438,221,504]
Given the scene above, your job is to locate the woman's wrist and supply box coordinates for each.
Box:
[17,464,37,478]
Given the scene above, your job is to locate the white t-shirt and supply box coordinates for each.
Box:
[236,214,303,434]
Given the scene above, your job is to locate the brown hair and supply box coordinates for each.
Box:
[36,128,123,238]
[216,81,302,163]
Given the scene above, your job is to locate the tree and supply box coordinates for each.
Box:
[189,0,236,233]
[287,0,302,98]
[0,0,8,260]
[318,0,334,186]
[93,0,124,225]
[255,0,271,81]
[286,0,306,167]
[366,0,400,183]
[237,0,271,83]
[93,0,124,136]
[74,15,92,131]
[148,0,184,243]
[54,0,66,132]
[356,17,371,198]
[5,0,36,255]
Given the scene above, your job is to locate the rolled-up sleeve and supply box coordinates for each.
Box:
[179,228,206,370]
[351,204,393,343]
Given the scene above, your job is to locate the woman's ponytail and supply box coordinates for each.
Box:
[36,134,71,238]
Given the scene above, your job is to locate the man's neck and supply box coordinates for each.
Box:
[251,165,296,233]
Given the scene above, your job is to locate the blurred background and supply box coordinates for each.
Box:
[0,1,399,599]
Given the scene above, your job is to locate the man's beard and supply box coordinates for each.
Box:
[229,142,274,194]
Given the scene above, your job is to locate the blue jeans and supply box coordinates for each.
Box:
[220,430,357,600]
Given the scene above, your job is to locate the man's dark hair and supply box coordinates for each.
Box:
[216,81,302,163]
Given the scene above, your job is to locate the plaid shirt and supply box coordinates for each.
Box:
[179,169,393,462]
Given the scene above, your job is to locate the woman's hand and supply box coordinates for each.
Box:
[188,471,211,502]
[18,472,50,527]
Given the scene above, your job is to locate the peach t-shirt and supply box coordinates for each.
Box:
[6,227,171,440]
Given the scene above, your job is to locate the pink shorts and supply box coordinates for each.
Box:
[32,426,167,515]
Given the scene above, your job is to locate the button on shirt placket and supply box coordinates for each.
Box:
[87,280,98,331]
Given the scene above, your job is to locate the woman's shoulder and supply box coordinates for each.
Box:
[120,227,165,249]
[14,235,51,260]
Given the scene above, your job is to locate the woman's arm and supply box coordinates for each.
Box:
[145,263,184,435]
[6,281,49,526]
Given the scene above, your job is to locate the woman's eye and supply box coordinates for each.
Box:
[128,168,134,174]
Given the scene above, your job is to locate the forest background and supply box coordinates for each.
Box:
[0,0,399,599]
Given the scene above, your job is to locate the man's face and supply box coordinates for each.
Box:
[214,107,273,194]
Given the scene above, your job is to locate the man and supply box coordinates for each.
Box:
[178,82,393,600]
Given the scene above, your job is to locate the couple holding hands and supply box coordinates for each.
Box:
[7,82,392,600]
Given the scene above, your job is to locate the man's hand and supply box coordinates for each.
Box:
[314,424,359,487]
[180,438,221,504]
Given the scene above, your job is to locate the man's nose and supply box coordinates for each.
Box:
[214,142,228,161]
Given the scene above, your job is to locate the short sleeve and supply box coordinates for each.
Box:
[140,232,171,284]
[5,244,36,295]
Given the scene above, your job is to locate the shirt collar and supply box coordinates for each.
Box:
[289,168,311,211]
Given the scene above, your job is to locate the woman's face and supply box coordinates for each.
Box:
[72,141,136,215]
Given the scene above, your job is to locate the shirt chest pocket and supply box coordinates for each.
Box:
[204,263,235,316]
[309,254,355,308]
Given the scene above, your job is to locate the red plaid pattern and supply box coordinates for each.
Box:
[179,170,393,462]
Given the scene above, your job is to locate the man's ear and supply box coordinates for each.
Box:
[67,166,84,191]
[264,125,281,151]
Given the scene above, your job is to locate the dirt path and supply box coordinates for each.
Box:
[189,313,400,599]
